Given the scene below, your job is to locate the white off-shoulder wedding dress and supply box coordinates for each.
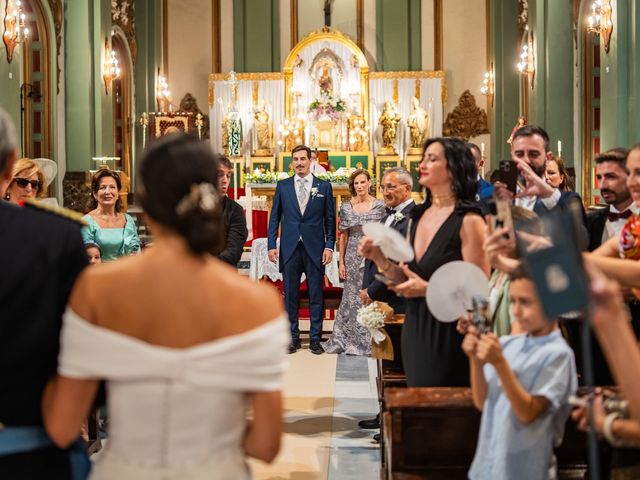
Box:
[58,308,290,480]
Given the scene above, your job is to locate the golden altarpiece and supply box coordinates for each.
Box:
[207,28,446,235]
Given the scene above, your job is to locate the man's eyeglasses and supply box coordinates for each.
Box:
[14,178,43,190]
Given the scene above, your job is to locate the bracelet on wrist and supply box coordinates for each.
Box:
[603,412,624,446]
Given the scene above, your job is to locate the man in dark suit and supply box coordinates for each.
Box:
[494,125,585,218]
[468,143,494,202]
[216,156,248,267]
[268,144,336,354]
[358,167,414,435]
[360,167,415,312]
[586,148,635,252]
[0,107,89,478]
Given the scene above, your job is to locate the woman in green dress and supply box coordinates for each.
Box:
[82,169,140,261]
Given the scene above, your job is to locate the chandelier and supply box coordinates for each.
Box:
[156,75,172,111]
[586,0,613,53]
[517,26,535,89]
[102,43,121,94]
[2,0,29,63]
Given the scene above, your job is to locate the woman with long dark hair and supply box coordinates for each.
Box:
[361,137,489,386]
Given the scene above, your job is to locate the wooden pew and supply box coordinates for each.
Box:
[382,387,589,480]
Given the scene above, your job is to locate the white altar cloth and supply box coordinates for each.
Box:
[249,238,343,287]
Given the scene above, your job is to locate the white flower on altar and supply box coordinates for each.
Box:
[277,172,290,180]
[393,212,405,222]
[310,187,319,198]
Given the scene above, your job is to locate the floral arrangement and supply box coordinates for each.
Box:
[308,93,346,121]
[244,170,353,184]
[357,302,389,344]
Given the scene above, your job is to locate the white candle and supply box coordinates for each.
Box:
[233,161,238,201]
[557,141,562,157]
[480,142,485,157]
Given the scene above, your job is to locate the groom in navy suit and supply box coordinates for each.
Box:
[268,145,336,354]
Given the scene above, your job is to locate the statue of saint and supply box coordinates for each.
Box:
[378,101,401,154]
[253,100,273,155]
[407,97,430,150]
[319,65,333,95]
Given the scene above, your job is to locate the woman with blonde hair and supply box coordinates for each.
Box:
[4,158,46,204]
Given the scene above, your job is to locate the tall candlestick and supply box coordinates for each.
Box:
[557,141,562,158]
[480,142,485,157]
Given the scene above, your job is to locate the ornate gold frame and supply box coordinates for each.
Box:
[282,27,370,121]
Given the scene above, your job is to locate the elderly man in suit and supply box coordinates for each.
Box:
[268,144,336,354]
[357,167,414,435]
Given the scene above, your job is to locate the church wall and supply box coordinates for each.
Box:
[363,0,377,67]
[233,0,280,72]
[442,0,490,157]
[375,0,421,71]
[279,0,291,69]
[0,0,25,156]
[220,0,235,72]
[421,0,435,71]
[527,0,574,167]
[489,0,521,164]
[167,0,212,109]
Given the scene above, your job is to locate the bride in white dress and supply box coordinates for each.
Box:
[41,134,289,479]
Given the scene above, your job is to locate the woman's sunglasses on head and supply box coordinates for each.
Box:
[14,178,43,189]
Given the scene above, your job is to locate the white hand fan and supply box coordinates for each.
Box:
[362,222,414,263]
[426,261,489,323]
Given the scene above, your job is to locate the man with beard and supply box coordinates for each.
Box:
[586,148,636,251]
[494,125,584,218]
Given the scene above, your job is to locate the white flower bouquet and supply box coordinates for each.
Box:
[357,302,388,344]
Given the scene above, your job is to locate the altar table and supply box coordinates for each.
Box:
[249,238,342,287]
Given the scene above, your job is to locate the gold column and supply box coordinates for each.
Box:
[357,0,364,50]
[211,0,221,72]
[434,0,443,70]
[290,0,298,47]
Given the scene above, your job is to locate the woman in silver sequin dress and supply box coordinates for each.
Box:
[323,170,385,355]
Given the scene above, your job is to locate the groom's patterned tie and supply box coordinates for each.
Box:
[297,178,309,214]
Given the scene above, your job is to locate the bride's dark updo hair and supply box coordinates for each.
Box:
[137,133,225,255]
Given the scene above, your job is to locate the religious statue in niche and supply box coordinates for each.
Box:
[407,97,430,153]
[319,65,333,96]
[378,101,401,155]
[253,100,273,156]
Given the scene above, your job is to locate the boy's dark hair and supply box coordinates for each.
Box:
[508,264,530,282]
[594,147,629,171]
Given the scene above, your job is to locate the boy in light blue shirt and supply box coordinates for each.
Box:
[463,266,578,479]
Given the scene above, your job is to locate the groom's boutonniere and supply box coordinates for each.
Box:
[310,187,319,198]
[393,211,405,222]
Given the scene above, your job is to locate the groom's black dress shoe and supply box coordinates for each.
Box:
[358,416,380,429]
[288,340,301,354]
[309,341,324,355]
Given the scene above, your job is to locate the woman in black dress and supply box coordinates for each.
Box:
[360,137,489,387]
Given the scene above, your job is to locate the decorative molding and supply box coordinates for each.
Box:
[434,0,443,70]
[208,72,284,81]
[290,0,298,47]
[162,0,168,75]
[357,0,364,50]
[442,90,489,140]
[111,0,136,62]
[46,0,63,93]
[212,0,221,72]
[369,70,444,79]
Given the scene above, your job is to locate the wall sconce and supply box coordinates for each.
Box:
[102,41,121,94]
[3,0,29,63]
[517,26,535,89]
[156,75,172,111]
[587,0,613,53]
[480,66,494,106]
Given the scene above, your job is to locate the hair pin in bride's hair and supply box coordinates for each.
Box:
[175,183,218,216]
